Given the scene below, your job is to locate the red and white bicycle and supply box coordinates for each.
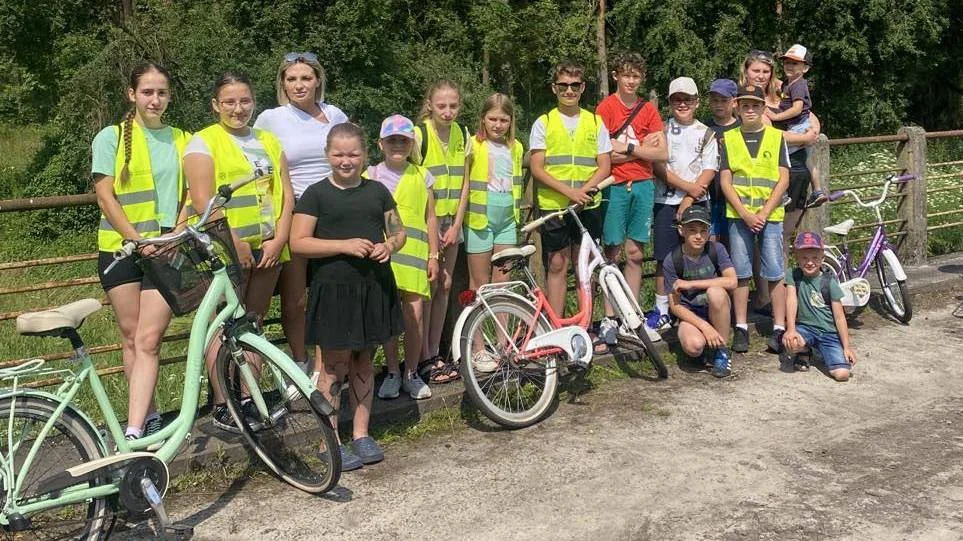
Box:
[452,177,667,428]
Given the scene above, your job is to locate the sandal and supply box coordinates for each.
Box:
[417,356,460,384]
[591,335,610,355]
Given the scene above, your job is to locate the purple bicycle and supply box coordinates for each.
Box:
[822,173,917,324]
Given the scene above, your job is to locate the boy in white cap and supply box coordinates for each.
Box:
[647,76,718,333]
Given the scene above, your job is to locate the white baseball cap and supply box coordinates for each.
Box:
[781,44,810,64]
[668,77,699,97]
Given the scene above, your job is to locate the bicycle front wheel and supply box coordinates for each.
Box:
[460,294,559,428]
[0,396,110,540]
[215,340,340,493]
[875,251,912,323]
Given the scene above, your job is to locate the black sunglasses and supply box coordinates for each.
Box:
[747,49,774,65]
[553,82,584,91]
[284,52,318,63]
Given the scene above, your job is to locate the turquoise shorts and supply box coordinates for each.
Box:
[464,191,518,253]
[602,180,655,246]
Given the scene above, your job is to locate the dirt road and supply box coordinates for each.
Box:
[125,290,963,540]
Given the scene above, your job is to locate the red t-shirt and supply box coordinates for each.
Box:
[595,94,663,183]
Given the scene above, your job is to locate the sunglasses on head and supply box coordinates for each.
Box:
[553,81,584,91]
[747,49,774,64]
[284,52,318,63]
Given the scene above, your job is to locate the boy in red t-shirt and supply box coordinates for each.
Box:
[595,52,667,343]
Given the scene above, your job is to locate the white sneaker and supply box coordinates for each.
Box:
[622,322,663,343]
[471,350,500,373]
[598,317,619,346]
[402,373,432,400]
[378,372,401,399]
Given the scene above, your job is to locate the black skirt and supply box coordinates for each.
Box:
[305,258,403,351]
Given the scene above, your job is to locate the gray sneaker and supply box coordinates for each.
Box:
[402,373,432,400]
[378,372,401,399]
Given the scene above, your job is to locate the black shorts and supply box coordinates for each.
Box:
[98,251,157,292]
[653,201,708,262]
[786,168,811,212]
[539,206,603,255]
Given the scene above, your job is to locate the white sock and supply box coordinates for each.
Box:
[655,295,669,315]
[736,323,749,331]
[773,324,786,332]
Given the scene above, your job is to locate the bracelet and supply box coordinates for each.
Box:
[626,143,636,155]
[428,252,440,260]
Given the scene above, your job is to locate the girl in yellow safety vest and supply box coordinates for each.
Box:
[93,62,191,444]
[183,72,294,434]
[411,80,469,381]
[368,115,442,400]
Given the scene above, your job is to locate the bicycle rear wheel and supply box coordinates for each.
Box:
[632,326,668,379]
[0,396,110,540]
[459,295,559,428]
[875,251,912,323]
[215,341,341,493]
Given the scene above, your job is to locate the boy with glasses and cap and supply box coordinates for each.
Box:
[719,84,791,355]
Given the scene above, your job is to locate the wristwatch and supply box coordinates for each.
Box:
[626,143,636,156]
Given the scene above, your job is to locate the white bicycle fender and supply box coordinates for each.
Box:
[450,291,540,364]
[880,248,907,281]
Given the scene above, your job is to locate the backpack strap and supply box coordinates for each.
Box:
[415,123,427,166]
[820,272,833,306]
[671,245,685,280]
[707,241,720,276]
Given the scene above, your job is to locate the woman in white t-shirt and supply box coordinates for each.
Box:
[183,71,294,433]
[253,53,348,378]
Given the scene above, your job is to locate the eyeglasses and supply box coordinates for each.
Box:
[553,82,584,91]
[284,52,318,63]
[669,96,699,106]
[218,98,254,109]
[747,49,774,65]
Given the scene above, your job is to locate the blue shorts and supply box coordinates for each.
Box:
[786,116,812,155]
[465,191,518,253]
[710,199,727,237]
[602,181,654,246]
[796,324,849,371]
[728,219,785,281]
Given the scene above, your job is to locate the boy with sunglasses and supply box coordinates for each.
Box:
[529,62,612,318]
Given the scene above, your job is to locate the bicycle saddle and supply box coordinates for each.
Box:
[824,218,855,236]
[16,298,102,336]
[492,244,537,267]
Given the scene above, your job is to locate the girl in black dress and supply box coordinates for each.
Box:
[290,123,405,470]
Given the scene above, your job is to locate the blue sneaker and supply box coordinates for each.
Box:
[711,349,732,378]
[645,310,672,332]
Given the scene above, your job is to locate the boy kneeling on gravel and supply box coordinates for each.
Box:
[782,232,857,381]
[663,206,738,378]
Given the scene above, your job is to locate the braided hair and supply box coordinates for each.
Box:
[118,62,172,185]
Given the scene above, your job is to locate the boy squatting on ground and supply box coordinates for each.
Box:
[781,232,857,381]
[662,206,737,378]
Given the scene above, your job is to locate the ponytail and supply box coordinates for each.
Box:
[118,108,136,185]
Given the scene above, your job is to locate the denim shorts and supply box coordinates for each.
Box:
[796,324,849,371]
[728,219,784,281]
[602,180,654,246]
[465,191,518,253]
[710,199,727,238]
[786,116,812,155]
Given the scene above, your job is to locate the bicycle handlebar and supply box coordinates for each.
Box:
[520,175,615,233]
[103,173,266,275]
[826,172,917,207]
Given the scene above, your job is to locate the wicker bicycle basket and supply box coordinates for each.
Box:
[136,218,244,316]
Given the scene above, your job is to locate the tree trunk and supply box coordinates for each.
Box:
[596,0,609,99]
[120,0,135,24]
[482,48,490,88]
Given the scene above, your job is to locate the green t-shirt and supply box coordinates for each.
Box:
[92,124,180,228]
[785,269,844,333]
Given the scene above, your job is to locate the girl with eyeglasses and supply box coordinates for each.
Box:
[92,62,191,444]
[183,71,294,433]
[253,52,349,383]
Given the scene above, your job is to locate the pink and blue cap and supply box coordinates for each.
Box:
[379,114,415,140]
[794,231,824,250]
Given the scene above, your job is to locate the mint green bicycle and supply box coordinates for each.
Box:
[1,177,340,539]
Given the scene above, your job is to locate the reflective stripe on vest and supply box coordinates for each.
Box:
[723,126,784,222]
[97,122,190,252]
[466,137,524,230]
[386,164,431,297]
[417,122,466,218]
[196,124,290,262]
[538,108,602,210]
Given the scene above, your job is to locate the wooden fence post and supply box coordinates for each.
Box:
[895,126,928,265]
[801,134,831,233]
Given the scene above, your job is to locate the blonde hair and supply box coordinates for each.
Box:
[276,57,327,106]
[738,52,779,102]
[475,93,516,146]
[417,80,461,123]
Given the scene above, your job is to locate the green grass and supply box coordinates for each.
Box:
[0,124,43,199]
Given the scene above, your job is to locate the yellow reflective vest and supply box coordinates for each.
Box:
[387,164,432,297]
[466,137,524,230]
[97,122,190,252]
[723,126,785,222]
[196,123,289,262]
[538,108,603,210]
[415,121,466,218]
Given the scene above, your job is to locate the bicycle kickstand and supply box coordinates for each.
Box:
[140,477,194,540]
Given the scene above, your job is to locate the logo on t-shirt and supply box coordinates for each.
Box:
[808,287,827,309]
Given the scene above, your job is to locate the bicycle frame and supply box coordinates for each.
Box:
[833,224,894,280]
